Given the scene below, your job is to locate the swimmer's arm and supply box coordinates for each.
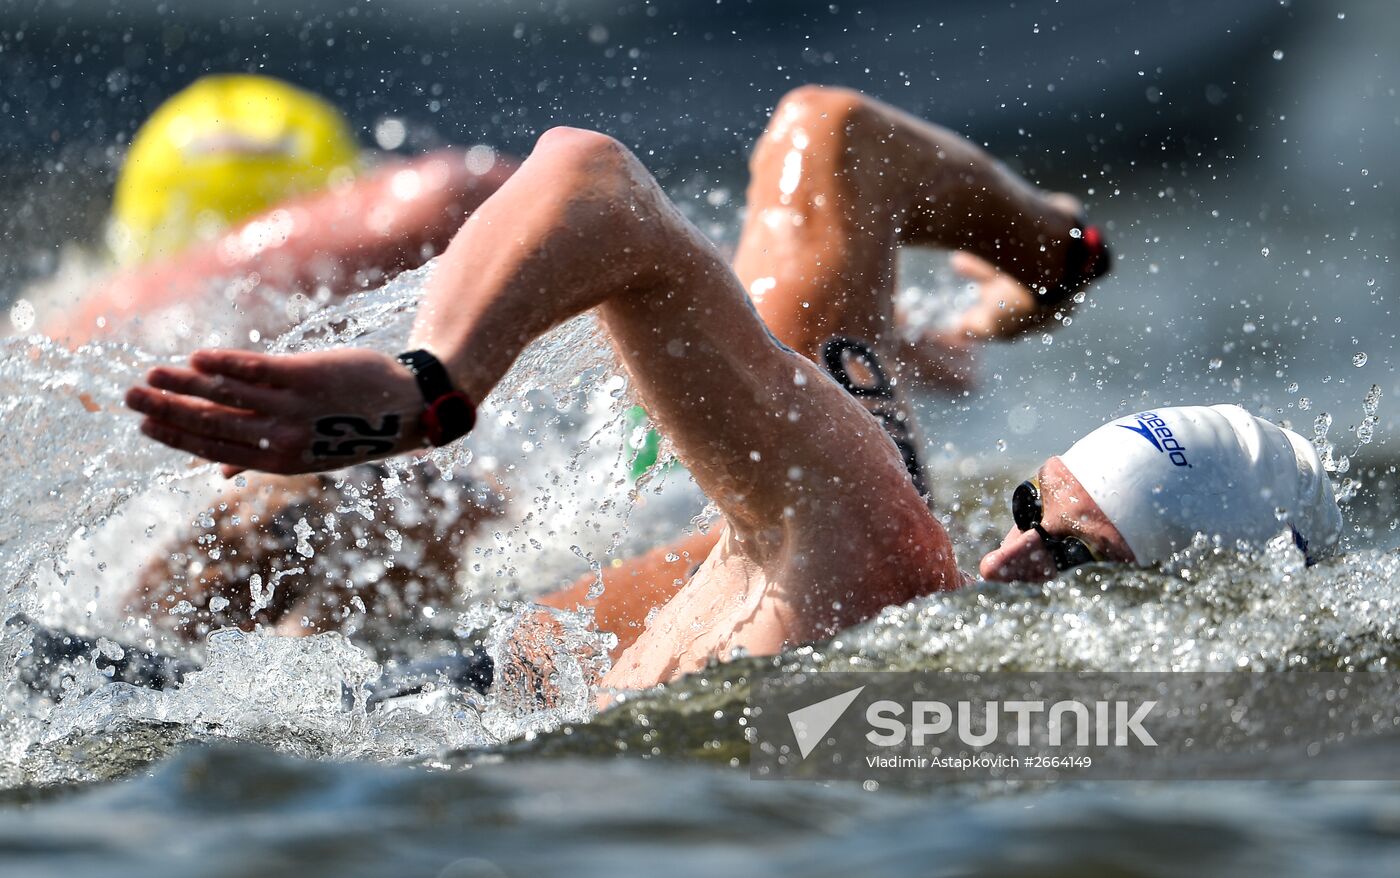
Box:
[54,149,518,345]
[895,328,977,395]
[126,129,961,621]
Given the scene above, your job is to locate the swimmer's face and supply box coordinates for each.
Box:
[978,456,1136,583]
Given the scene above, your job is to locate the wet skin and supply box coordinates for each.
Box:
[978,455,1136,583]
[123,88,1113,689]
[51,149,517,346]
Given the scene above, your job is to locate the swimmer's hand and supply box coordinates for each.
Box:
[949,250,1065,341]
[125,348,429,476]
[952,193,1101,341]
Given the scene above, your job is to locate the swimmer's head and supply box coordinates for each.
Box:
[979,404,1343,582]
[109,74,359,264]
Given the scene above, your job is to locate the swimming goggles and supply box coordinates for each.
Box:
[1011,478,1103,571]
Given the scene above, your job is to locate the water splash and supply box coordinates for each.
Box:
[2,253,1397,791]
[0,259,690,785]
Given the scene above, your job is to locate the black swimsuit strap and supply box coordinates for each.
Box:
[818,336,928,498]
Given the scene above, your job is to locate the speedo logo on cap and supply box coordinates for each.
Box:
[1119,411,1190,467]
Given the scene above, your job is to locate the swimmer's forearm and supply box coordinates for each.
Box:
[896,329,977,394]
[250,148,519,290]
[57,150,517,345]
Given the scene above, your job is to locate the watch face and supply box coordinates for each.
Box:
[425,392,476,445]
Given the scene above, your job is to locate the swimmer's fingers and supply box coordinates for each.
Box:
[951,250,1000,282]
[138,419,300,475]
[950,250,1050,341]
[126,387,299,450]
[189,349,297,387]
[146,366,289,414]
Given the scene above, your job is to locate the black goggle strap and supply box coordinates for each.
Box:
[1011,477,1103,569]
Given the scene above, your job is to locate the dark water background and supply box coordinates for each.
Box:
[3,0,1400,875]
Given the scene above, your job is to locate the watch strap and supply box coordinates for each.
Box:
[396,349,476,446]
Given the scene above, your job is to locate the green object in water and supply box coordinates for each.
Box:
[625,405,669,480]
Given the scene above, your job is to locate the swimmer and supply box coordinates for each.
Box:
[40,74,516,637]
[47,74,517,346]
[124,87,1343,694]
[110,84,1105,641]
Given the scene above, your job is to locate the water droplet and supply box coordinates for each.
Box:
[96,637,125,661]
[1272,49,1284,60]
[8,299,35,332]
[294,517,315,558]
[1353,352,1368,367]
[1363,384,1382,415]
[374,117,407,150]
[465,144,497,175]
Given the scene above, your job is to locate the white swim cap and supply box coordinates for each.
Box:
[1058,404,1343,565]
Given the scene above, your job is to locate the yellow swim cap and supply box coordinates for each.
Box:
[110,74,359,264]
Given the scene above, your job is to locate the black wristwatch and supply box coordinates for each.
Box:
[1040,218,1112,309]
[396,349,476,446]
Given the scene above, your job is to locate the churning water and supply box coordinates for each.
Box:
[2,215,1400,875]
[5,2,1400,874]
